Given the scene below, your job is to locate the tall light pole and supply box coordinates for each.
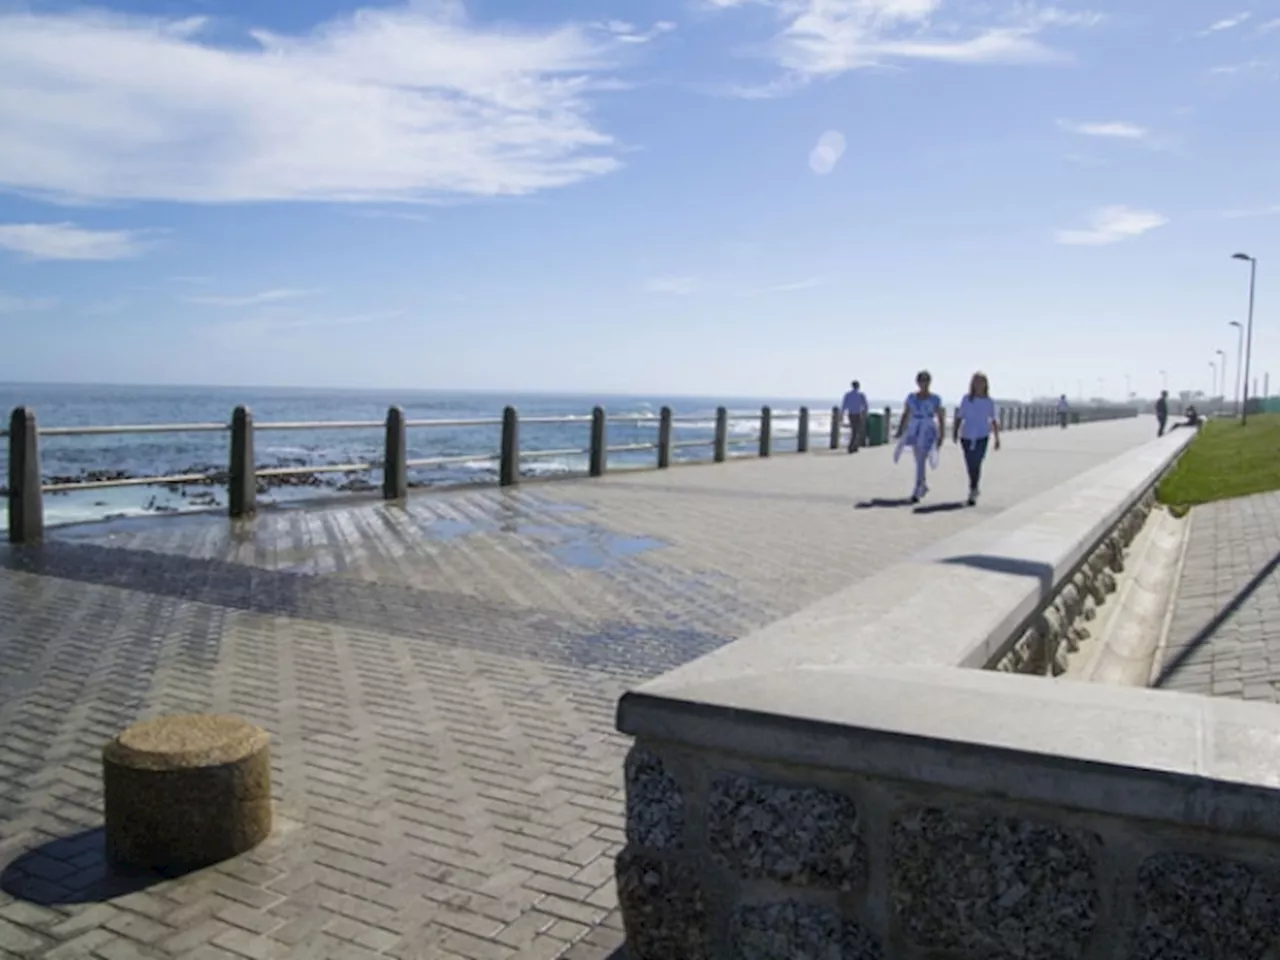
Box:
[1230,321,1244,417]
[1216,349,1227,401]
[1210,360,1217,399]
[1234,252,1257,425]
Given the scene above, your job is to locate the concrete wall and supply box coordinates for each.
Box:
[610,428,1280,959]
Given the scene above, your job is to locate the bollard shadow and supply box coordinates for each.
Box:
[913,501,967,515]
[855,497,915,509]
[0,827,197,905]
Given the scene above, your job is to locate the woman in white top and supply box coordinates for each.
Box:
[953,371,1000,506]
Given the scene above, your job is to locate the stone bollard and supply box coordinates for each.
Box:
[829,406,840,450]
[103,714,272,871]
[383,406,407,500]
[759,406,771,457]
[714,407,728,463]
[500,406,520,487]
[7,406,43,545]
[657,406,673,469]
[798,407,809,454]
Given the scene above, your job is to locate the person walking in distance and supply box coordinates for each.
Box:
[1057,394,1070,429]
[1155,390,1169,437]
[841,380,868,453]
[954,372,1000,507]
[894,370,945,503]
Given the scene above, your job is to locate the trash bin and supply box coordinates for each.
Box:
[866,411,887,447]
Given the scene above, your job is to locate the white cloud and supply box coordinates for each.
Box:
[1259,17,1280,33]
[645,276,698,294]
[711,0,1101,87]
[0,4,641,205]
[0,292,57,314]
[0,222,154,260]
[808,130,847,174]
[1209,59,1273,75]
[1054,206,1168,245]
[1221,204,1280,219]
[1199,12,1252,35]
[743,276,825,295]
[186,288,322,307]
[1057,119,1148,139]
[597,20,676,44]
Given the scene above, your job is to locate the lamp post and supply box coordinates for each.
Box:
[1216,349,1227,405]
[1229,321,1244,417]
[1234,253,1257,425]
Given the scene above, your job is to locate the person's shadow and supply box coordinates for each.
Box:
[855,498,968,513]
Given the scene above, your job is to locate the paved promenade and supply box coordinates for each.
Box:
[1156,491,1280,701]
[0,419,1154,960]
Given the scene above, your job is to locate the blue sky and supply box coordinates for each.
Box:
[0,0,1275,403]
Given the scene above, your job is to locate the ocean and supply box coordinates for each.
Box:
[1,383,898,532]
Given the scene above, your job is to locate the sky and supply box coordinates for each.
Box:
[0,0,1276,403]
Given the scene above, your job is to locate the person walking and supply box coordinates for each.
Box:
[1155,390,1169,437]
[954,372,1000,506]
[894,370,945,503]
[841,380,868,453]
[1057,394,1070,429]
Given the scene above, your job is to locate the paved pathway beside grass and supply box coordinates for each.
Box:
[1156,491,1280,701]
[0,418,1156,960]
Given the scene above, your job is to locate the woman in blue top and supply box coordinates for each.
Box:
[894,370,945,503]
[953,371,1001,507]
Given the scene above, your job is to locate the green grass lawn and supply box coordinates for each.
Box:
[1157,414,1280,511]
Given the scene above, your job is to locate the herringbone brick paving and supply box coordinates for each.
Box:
[0,419,1154,958]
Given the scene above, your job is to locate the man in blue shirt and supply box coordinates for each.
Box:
[841,380,868,453]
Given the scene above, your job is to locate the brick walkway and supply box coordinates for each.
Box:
[0,419,1154,959]
[1156,491,1280,701]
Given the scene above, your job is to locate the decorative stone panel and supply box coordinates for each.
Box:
[616,849,710,960]
[708,775,866,891]
[731,900,882,960]
[1131,851,1280,960]
[890,807,1098,959]
[625,745,685,850]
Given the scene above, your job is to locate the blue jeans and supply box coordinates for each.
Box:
[961,437,989,491]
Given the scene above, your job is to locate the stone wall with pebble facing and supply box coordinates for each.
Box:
[616,744,1280,959]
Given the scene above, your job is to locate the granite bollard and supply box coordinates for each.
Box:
[103,713,273,871]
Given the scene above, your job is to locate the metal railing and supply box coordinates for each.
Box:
[4,400,1138,543]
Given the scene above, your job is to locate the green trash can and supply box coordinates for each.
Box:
[866,411,887,447]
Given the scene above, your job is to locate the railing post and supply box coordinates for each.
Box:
[383,405,407,500]
[798,407,809,453]
[500,406,520,487]
[999,407,1008,431]
[7,406,44,544]
[1015,408,1023,430]
[658,406,673,469]
[589,406,607,478]
[829,406,840,450]
[884,407,892,444]
[759,406,771,457]
[229,405,256,518]
[714,407,728,463]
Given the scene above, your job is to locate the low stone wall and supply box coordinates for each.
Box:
[992,488,1156,676]
[611,429,1280,959]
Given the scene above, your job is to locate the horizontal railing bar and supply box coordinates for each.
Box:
[403,417,503,429]
[607,415,660,423]
[669,439,714,449]
[405,453,497,468]
[607,443,658,453]
[520,416,592,425]
[522,447,589,460]
[255,420,383,431]
[256,462,375,477]
[43,472,223,492]
[38,423,229,437]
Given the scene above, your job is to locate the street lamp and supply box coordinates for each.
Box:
[1210,359,1217,400]
[1216,349,1227,402]
[1229,321,1244,417]
[1234,253,1257,425]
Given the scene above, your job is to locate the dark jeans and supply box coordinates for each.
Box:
[1157,416,1168,437]
[961,437,989,491]
[847,413,866,452]
[1059,412,1069,428]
